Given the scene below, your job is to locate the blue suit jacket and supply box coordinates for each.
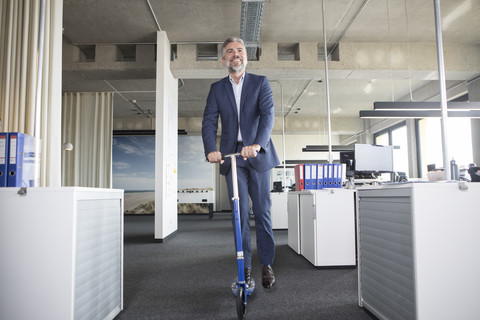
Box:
[202,72,280,175]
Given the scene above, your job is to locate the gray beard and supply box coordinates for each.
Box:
[227,60,247,73]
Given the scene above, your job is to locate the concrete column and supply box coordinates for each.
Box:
[95,45,118,64]
[258,42,277,63]
[175,44,197,68]
[299,42,318,63]
[136,44,155,65]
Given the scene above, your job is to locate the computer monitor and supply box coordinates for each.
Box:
[340,151,355,171]
[273,181,283,192]
[354,144,394,172]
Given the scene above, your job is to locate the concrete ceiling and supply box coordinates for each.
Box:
[62,0,480,135]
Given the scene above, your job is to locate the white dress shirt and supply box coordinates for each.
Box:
[229,74,245,142]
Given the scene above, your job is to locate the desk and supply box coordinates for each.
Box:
[357,182,480,320]
[288,189,356,266]
[0,187,124,320]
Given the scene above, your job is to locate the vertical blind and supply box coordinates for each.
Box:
[0,0,63,186]
[62,92,113,188]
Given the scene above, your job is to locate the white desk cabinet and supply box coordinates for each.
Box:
[357,182,480,320]
[288,189,356,266]
[270,191,288,229]
[0,187,124,320]
[287,192,301,254]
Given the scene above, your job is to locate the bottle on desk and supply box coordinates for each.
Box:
[450,158,459,181]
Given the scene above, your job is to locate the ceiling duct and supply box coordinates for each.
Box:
[240,0,266,61]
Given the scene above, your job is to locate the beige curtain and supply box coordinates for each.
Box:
[62,92,113,188]
[0,0,63,186]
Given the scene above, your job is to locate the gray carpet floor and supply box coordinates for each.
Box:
[114,214,377,320]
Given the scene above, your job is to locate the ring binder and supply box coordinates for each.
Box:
[0,133,8,187]
[7,133,39,187]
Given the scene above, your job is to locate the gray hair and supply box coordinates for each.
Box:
[221,37,246,58]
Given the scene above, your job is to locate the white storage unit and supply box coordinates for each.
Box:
[270,191,288,229]
[287,192,301,254]
[288,189,356,266]
[357,182,480,320]
[0,187,124,320]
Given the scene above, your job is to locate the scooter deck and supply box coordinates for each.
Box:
[231,277,255,296]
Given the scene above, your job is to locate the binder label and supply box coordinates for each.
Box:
[311,164,317,188]
[0,136,5,164]
[305,165,310,180]
[10,136,17,165]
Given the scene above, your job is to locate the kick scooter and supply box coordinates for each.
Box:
[225,153,255,319]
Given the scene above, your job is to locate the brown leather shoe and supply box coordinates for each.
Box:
[244,267,252,288]
[262,265,275,288]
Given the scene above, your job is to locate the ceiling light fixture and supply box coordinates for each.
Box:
[359,101,480,118]
[302,145,354,152]
[373,101,480,110]
[359,109,480,118]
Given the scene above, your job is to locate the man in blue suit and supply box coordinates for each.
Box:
[202,37,280,289]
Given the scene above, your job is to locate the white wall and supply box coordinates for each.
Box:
[272,133,341,163]
[155,31,178,240]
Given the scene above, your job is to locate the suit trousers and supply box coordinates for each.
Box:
[225,144,275,268]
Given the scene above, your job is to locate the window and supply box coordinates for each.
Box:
[391,125,409,174]
[375,132,389,146]
[417,118,473,177]
[374,121,409,176]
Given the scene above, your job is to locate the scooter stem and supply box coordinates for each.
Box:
[225,153,241,200]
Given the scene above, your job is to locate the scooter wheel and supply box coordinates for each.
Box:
[236,286,246,319]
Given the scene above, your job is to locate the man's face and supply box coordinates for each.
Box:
[222,41,248,73]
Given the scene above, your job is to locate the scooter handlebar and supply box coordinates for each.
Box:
[223,153,241,160]
[223,149,258,160]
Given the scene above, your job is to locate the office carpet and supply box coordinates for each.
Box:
[114,214,377,320]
